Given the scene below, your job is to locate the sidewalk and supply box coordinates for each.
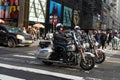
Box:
[104,43,120,54]
[103,43,120,64]
[104,49,120,55]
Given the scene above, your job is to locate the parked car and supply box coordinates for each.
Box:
[0,24,33,48]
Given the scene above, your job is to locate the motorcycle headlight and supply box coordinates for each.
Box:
[16,35,25,40]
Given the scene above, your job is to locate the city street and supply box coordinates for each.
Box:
[0,42,120,80]
[0,0,120,80]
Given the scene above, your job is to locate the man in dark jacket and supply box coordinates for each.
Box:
[100,30,107,49]
[53,23,68,46]
[107,30,114,45]
[95,30,101,48]
[53,23,68,62]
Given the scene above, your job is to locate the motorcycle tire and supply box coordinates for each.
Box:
[95,52,105,64]
[80,57,95,70]
[42,61,53,65]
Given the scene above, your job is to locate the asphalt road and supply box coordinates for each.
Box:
[0,45,120,80]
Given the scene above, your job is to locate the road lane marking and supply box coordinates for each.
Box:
[27,52,35,56]
[13,55,36,59]
[0,74,25,80]
[0,63,85,80]
[0,46,3,47]
[106,60,120,64]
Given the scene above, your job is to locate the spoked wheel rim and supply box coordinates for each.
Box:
[80,57,95,70]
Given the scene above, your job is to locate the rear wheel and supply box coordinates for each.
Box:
[80,57,95,70]
[8,38,16,48]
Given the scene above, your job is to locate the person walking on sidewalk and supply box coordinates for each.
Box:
[95,30,102,48]
[107,30,114,45]
[100,30,107,49]
[112,30,119,50]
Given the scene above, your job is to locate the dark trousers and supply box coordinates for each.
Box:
[54,43,68,62]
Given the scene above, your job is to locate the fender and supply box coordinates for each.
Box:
[83,52,95,58]
[97,49,105,54]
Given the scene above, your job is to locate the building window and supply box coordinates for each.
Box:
[29,0,47,23]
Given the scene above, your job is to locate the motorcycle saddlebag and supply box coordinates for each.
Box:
[36,47,53,59]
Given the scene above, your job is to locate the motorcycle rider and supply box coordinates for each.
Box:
[53,23,68,45]
[74,26,85,46]
[74,26,82,40]
[53,23,68,62]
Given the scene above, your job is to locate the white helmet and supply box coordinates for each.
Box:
[56,23,64,31]
[74,26,80,30]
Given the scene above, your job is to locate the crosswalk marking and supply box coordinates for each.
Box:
[27,52,35,56]
[0,63,85,80]
[106,60,120,64]
[0,74,25,80]
[13,55,36,59]
[0,47,4,49]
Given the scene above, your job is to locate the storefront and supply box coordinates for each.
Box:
[28,0,102,30]
[28,0,81,32]
[47,0,81,32]
[2,0,81,33]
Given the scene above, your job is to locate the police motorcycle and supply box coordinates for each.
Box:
[35,25,95,70]
[87,31,106,64]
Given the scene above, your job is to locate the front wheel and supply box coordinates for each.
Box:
[80,57,95,70]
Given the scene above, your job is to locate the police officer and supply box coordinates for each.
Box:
[53,23,68,62]
[53,23,68,45]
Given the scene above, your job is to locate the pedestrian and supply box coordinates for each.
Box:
[112,30,119,50]
[27,26,36,40]
[100,30,107,49]
[35,27,40,40]
[95,30,102,48]
[107,30,114,45]
[22,27,27,34]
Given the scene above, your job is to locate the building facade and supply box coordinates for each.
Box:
[100,0,120,31]
[102,0,110,30]
[108,0,120,30]
[18,0,104,31]
[81,0,102,30]
[0,0,105,31]
[18,0,82,31]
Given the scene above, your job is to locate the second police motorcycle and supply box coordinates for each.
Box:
[86,30,106,64]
